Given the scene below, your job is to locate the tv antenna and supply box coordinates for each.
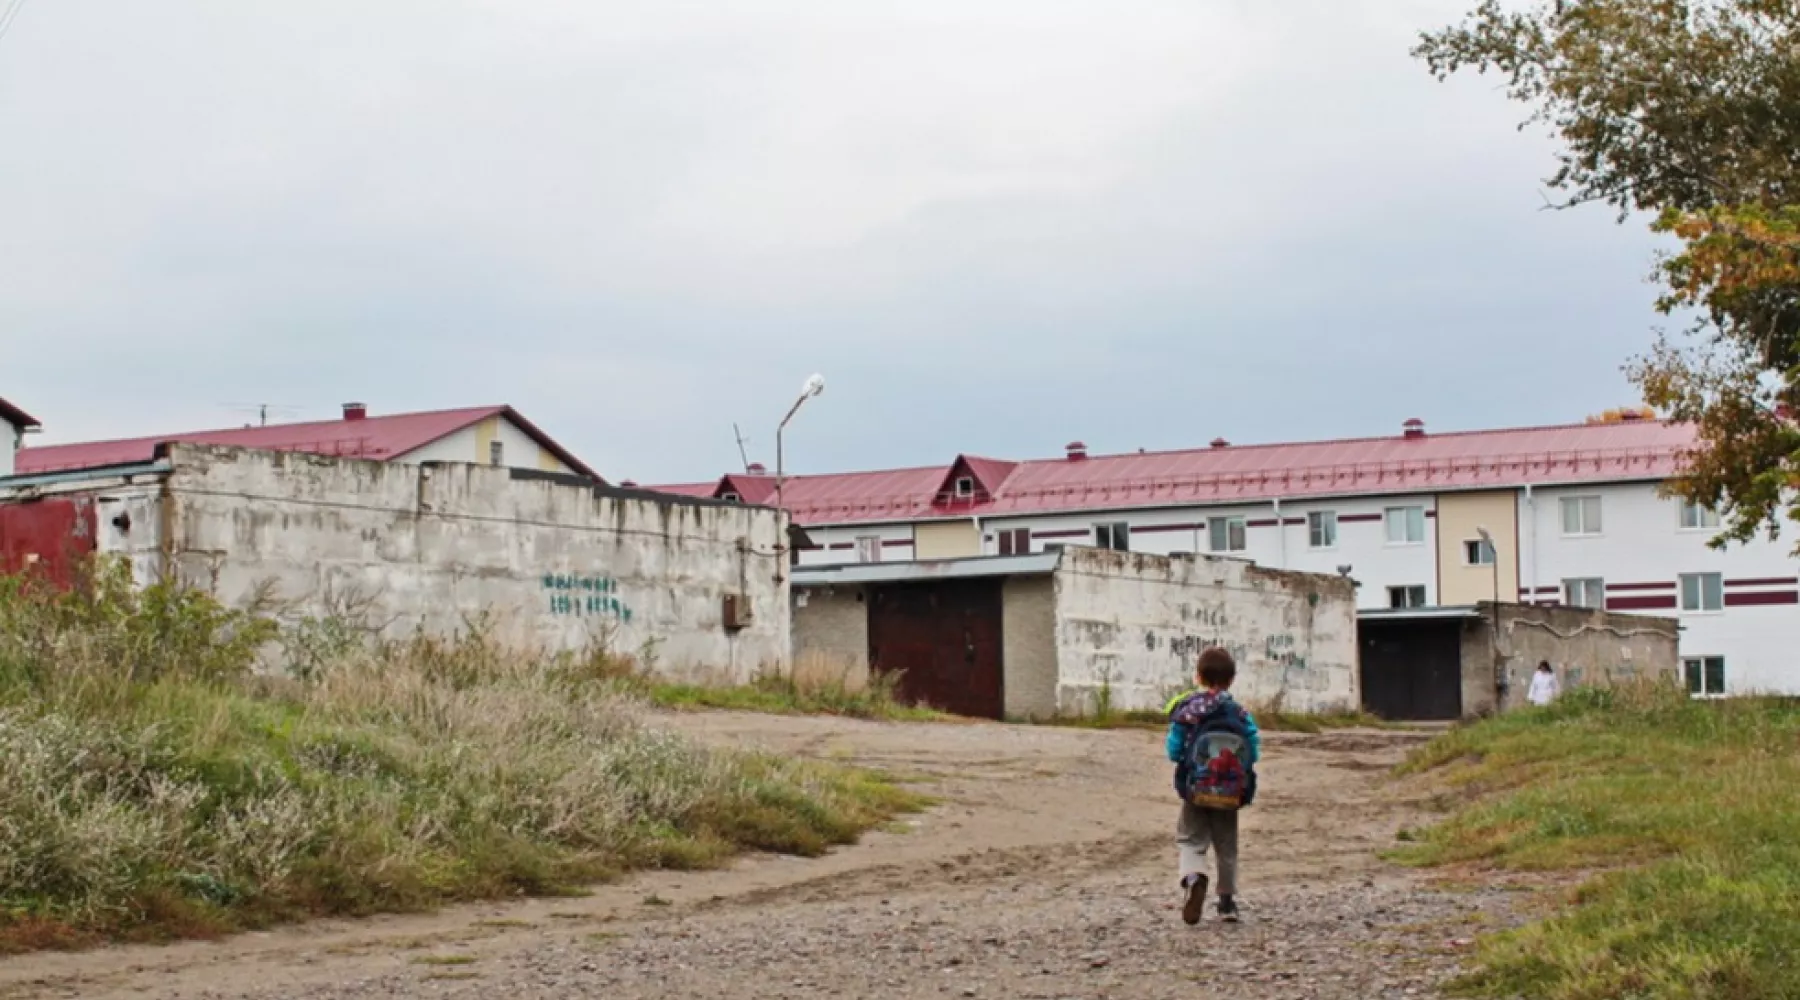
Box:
[732,422,754,473]
[221,402,301,427]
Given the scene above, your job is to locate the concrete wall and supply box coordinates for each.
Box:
[1001,575,1058,719]
[1458,602,1680,715]
[1049,547,1359,716]
[1436,490,1519,604]
[791,584,869,686]
[155,444,787,677]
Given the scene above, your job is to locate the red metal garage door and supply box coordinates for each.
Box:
[867,578,1005,719]
[0,497,98,591]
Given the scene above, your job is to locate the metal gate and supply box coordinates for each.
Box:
[0,497,98,591]
[1358,618,1464,721]
[867,578,1005,719]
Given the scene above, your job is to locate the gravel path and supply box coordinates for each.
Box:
[0,715,1520,1000]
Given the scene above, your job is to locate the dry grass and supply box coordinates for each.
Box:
[637,651,946,721]
[0,562,921,952]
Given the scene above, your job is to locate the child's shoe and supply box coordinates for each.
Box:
[1218,895,1240,923]
[1181,874,1209,926]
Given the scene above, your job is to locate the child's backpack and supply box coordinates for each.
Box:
[1179,702,1251,811]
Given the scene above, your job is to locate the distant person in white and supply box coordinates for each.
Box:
[1527,661,1560,706]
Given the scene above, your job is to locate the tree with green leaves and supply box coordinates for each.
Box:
[1416,0,1800,550]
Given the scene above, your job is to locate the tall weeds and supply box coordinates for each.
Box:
[0,563,916,950]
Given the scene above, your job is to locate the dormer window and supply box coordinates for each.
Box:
[721,491,741,502]
[954,476,975,498]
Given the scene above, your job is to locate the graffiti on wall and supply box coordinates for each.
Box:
[542,572,633,622]
[1142,630,1310,671]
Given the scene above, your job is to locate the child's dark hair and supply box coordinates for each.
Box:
[1197,646,1237,688]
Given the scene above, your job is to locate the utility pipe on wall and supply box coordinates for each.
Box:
[1524,484,1537,604]
[1272,498,1287,568]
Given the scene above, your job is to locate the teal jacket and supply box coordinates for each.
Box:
[1163,688,1261,765]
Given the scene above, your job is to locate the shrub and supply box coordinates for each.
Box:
[0,562,919,950]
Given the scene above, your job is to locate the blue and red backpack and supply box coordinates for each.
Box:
[1171,693,1256,810]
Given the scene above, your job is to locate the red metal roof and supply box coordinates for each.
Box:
[650,419,1698,526]
[14,405,600,479]
[0,397,40,431]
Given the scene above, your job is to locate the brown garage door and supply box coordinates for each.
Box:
[867,578,1005,719]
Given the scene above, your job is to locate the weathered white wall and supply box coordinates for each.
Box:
[159,444,786,678]
[1049,546,1359,715]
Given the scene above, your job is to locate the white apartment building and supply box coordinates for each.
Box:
[656,417,1799,698]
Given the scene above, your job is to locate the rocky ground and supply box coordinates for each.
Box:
[0,714,1522,1000]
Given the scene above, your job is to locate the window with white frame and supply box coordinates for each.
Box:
[1384,506,1426,545]
[1680,500,1721,530]
[1209,516,1247,553]
[1094,522,1130,552]
[1684,655,1726,697]
[997,527,1031,556]
[855,536,882,564]
[1560,495,1603,536]
[1308,511,1337,549]
[953,476,975,498]
[489,440,504,466]
[1563,577,1605,609]
[1463,538,1495,566]
[1680,572,1724,612]
[1387,585,1427,609]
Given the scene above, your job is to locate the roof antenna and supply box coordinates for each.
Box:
[221,402,300,427]
[733,422,754,473]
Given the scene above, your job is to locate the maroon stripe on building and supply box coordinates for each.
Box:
[1283,517,1306,526]
[882,538,914,548]
[1128,522,1204,534]
[1726,590,1800,607]
[1606,581,1676,592]
[1607,595,1678,611]
[1425,510,1437,518]
[828,542,854,551]
[1532,586,1560,595]
[1725,576,1799,588]
[1032,529,1089,540]
[1338,513,1382,524]
[1246,518,1278,528]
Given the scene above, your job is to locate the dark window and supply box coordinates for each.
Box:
[1387,585,1427,609]
[997,528,1031,556]
[489,440,504,466]
[1209,516,1247,553]
[954,476,975,498]
[1684,656,1726,696]
[1464,538,1495,565]
[1094,522,1130,551]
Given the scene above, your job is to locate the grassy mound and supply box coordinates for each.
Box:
[0,567,919,952]
[1394,682,1800,1000]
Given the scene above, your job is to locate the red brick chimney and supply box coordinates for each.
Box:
[343,402,367,421]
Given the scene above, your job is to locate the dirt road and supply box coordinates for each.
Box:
[0,714,1517,1000]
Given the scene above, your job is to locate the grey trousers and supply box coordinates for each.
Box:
[1176,803,1239,895]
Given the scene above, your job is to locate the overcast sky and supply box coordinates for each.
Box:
[0,1,1666,483]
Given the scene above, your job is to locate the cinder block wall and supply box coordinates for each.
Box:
[159,444,790,679]
[1001,575,1058,719]
[791,584,870,687]
[1460,602,1680,715]
[1050,547,1360,716]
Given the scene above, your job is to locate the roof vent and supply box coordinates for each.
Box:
[1065,441,1088,461]
[746,462,768,475]
[619,479,637,488]
[343,402,367,421]
[1402,418,1425,439]
[1210,437,1230,449]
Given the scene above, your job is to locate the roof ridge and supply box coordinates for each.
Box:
[18,404,508,452]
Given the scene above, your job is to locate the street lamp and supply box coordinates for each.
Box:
[775,373,825,513]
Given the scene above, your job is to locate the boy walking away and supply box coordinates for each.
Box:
[1166,647,1260,925]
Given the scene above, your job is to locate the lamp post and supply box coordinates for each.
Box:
[1476,525,1500,602]
[775,373,825,514]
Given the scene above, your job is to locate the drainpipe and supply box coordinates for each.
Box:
[972,514,982,557]
[1524,484,1537,605]
[1272,498,1287,568]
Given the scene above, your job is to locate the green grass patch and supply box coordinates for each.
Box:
[1393,681,1800,1000]
[0,561,923,953]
